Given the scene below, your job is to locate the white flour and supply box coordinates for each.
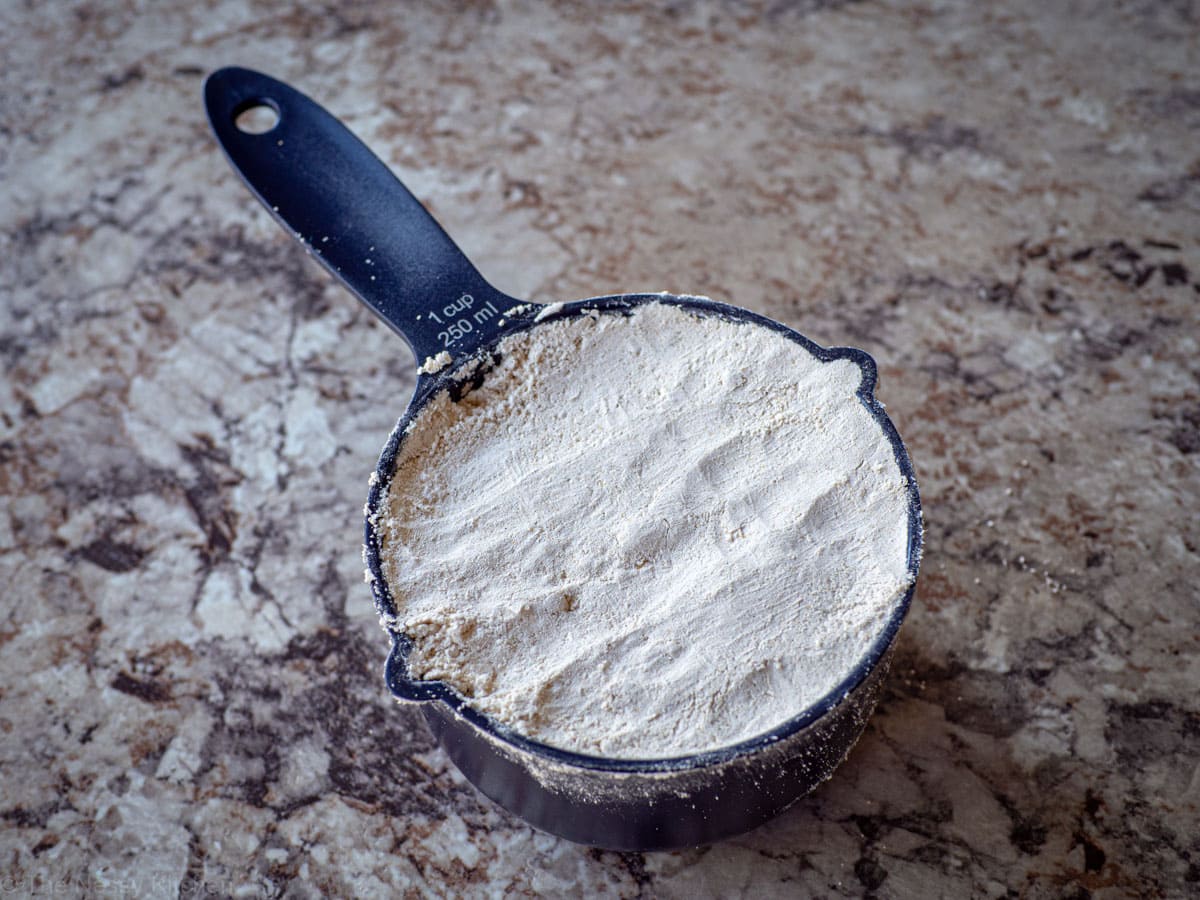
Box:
[376,302,914,759]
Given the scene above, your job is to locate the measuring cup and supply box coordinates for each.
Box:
[204,67,922,851]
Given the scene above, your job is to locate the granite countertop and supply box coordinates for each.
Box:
[3,1,1198,896]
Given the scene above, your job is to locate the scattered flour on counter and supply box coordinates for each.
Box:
[376,302,915,759]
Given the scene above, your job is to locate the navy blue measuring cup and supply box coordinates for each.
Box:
[204,67,922,851]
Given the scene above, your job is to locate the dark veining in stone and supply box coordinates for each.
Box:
[74,537,147,573]
[111,671,173,705]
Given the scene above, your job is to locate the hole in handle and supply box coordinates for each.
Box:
[234,99,280,134]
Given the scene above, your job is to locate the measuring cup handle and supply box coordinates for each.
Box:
[204,67,518,366]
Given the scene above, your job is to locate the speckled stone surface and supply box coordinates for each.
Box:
[3,1,1198,897]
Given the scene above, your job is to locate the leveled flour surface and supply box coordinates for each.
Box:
[377,302,913,759]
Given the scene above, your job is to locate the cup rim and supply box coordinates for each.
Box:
[363,292,923,774]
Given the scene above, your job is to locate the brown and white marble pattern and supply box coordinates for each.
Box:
[2,0,1198,896]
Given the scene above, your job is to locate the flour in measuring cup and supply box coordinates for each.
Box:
[374,301,915,759]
